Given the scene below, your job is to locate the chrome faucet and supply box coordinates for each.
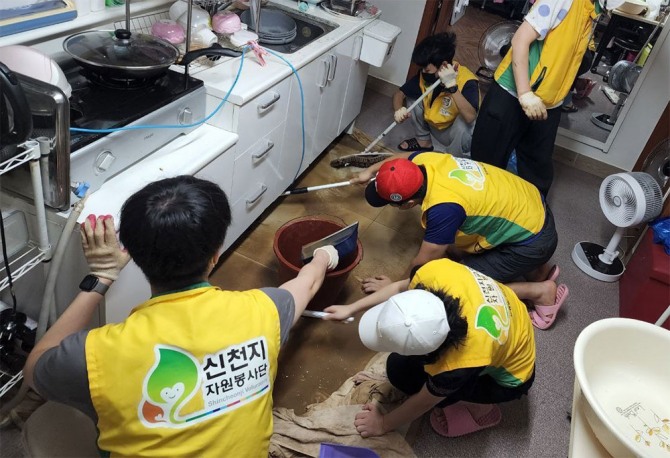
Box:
[249,0,262,34]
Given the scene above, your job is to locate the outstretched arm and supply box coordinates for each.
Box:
[279,248,334,325]
[25,215,129,391]
[323,278,409,321]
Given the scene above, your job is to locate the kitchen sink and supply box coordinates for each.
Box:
[237,5,339,54]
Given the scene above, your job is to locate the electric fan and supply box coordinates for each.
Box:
[573,172,663,282]
[476,21,520,81]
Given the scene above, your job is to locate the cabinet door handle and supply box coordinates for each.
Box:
[257,92,281,112]
[353,35,363,61]
[328,54,338,81]
[246,184,268,206]
[317,58,329,88]
[252,140,274,160]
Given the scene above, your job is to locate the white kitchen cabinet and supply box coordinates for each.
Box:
[338,31,369,134]
[282,32,369,180]
[224,122,286,249]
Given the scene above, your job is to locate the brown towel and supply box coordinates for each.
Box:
[269,353,417,458]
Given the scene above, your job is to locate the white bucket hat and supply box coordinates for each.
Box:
[358,289,451,356]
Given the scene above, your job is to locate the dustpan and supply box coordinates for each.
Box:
[319,443,380,458]
[300,221,359,263]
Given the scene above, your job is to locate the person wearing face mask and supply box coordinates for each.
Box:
[470,0,617,196]
[393,32,480,158]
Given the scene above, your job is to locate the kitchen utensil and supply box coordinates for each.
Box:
[62,29,241,80]
[240,8,297,44]
[212,11,242,34]
[0,61,32,150]
[301,310,354,323]
[282,180,353,196]
[300,221,359,262]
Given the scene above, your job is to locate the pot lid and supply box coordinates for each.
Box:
[63,30,179,69]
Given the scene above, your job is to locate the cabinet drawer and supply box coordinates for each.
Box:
[234,78,291,155]
[224,171,282,251]
[230,123,285,204]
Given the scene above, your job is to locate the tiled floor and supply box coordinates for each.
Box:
[210,134,426,414]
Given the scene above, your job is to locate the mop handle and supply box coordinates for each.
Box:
[282,180,352,196]
[302,310,355,323]
[362,79,442,155]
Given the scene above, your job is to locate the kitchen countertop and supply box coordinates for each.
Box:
[184,0,378,105]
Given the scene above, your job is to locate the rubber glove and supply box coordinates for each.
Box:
[81,215,131,281]
[313,245,339,271]
[394,107,409,123]
[518,91,548,121]
[438,64,458,92]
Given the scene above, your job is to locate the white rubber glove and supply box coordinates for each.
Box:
[438,64,458,91]
[313,245,339,271]
[518,91,548,121]
[394,107,409,123]
[81,215,131,281]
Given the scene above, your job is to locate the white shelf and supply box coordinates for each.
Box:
[0,0,172,47]
[0,243,46,294]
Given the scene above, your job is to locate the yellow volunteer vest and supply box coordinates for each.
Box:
[85,286,281,457]
[494,0,596,106]
[414,152,545,253]
[419,64,480,130]
[410,259,536,387]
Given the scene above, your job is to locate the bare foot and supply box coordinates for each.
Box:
[359,275,392,294]
[531,280,558,306]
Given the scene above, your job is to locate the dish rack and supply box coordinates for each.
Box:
[113,12,228,73]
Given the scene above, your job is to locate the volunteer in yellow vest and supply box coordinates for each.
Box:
[24,176,341,457]
[324,258,537,438]
[393,32,479,158]
[349,154,569,329]
[470,0,615,195]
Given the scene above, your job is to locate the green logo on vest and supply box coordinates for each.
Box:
[475,303,510,345]
[448,158,485,190]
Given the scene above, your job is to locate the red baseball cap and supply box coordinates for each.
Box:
[365,159,424,207]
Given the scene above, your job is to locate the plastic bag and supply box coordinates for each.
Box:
[649,217,670,255]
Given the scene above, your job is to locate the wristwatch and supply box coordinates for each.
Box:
[79,274,110,296]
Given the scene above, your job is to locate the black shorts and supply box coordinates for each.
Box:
[460,206,558,283]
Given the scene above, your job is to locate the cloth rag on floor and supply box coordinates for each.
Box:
[269,353,416,458]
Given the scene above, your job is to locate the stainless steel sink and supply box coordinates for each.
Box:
[238,5,339,54]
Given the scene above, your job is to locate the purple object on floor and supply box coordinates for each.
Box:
[319,443,380,458]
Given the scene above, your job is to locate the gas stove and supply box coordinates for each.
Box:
[1,60,207,210]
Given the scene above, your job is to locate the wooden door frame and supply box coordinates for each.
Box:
[406,0,457,81]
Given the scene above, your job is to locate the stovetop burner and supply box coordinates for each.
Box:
[63,61,204,152]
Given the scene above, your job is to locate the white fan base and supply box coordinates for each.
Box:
[572,241,625,282]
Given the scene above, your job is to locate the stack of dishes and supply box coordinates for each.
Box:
[240,9,297,44]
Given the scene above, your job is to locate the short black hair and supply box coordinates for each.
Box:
[412,32,457,68]
[119,176,231,289]
[412,283,468,364]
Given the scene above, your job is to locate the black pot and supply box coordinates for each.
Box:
[63,29,242,81]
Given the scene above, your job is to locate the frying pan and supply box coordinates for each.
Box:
[0,61,32,150]
[63,29,242,80]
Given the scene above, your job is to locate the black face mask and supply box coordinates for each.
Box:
[422,72,438,85]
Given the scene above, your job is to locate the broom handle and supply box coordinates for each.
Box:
[302,310,355,323]
[361,79,442,155]
[282,180,352,196]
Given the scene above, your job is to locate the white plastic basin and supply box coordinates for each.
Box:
[574,318,670,457]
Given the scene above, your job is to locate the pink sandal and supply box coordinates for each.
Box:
[529,284,569,330]
[430,402,502,437]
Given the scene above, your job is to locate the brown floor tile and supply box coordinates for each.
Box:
[215,134,421,415]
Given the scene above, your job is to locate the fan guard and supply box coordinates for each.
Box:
[573,172,663,282]
[476,21,520,80]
